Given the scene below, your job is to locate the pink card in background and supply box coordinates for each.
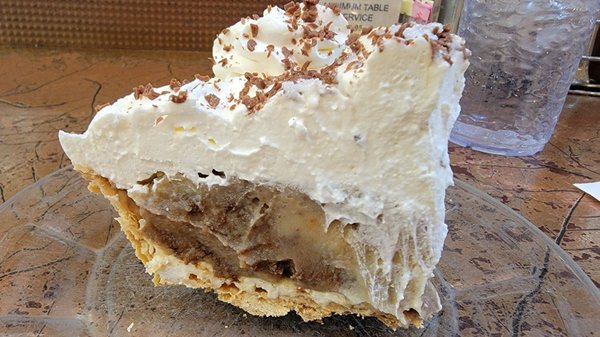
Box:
[412,1,433,22]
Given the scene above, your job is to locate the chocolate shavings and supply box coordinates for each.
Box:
[247,39,257,52]
[302,0,318,23]
[133,83,161,100]
[169,78,182,91]
[204,94,220,108]
[195,74,210,82]
[250,23,259,38]
[170,91,188,104]
[94,102,110,112]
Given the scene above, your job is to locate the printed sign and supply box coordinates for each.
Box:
[320,0,402,28]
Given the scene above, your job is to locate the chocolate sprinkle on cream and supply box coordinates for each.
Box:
[284,1,300,17]
[394,22,412,38]
[133,85,143,100]
[303,25,317,39]
[247,39,257,52]
[302,0,318,23]
[133,83,161,100]
[169,91,188,104]
[346,31,361,46]
[345,60,362,73]
[195,74,210,82]
[282,46,293,58]
[250,23,259,38]
[239,74,284,114]
[322,22,336,39]
[325,3,341,15]
[94,102,110,112]
[153,115,167,126]
[205,94,220,108]
[266,44,275,57]
[443,54,453,65]
[426,24,456,64]
[301,60,312,71]
[301,40,312,56]
[169,78,182,91]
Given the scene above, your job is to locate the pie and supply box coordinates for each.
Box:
[59,0,469,329]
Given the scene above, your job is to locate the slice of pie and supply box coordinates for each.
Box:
[59,0,469,329]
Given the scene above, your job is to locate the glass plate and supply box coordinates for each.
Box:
[1,167,599,337]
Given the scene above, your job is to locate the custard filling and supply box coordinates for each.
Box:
[128,173,367,296]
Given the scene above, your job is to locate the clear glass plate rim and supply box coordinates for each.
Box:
[2,165,599,304]
[452,178,600,303]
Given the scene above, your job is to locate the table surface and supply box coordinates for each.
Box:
[1,47,599,290]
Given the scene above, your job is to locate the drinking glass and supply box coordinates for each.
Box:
[450,0,600,156]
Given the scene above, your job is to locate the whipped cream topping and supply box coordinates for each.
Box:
[59,1,469,325]
[213,2,348,78]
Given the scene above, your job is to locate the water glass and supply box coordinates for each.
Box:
[450,0,600,156]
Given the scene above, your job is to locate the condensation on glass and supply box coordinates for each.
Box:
[450,0,600,156]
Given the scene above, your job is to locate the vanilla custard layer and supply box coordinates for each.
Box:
[130,173,365,298]
[120,171,438,327]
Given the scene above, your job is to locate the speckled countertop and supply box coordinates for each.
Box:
[1,47,599,290]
